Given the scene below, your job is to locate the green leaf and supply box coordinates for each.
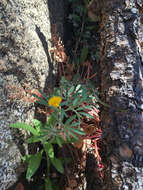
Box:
[45,178,53,190]
[22,154,33,162]
[82,90,88,100]
[80,47,88,63]
[68,130,78,140]
[68,86,75,97]
[83,105,92,110]
[86,26,95,30]
[49,136,66,145]
[51,157,64,174]
[33,119,42,127]
[65,115,77,126]
[60,109,67,121]
[60,101,68,107]
[26,150,43,180]
[26,136,41,144]
[46,115,57,126]
[70,128,85,135]
[76,107,84,111]
[56,136,63,147]
[52,111,59,120]
[69,14,81,22]
[79,112,94,119]
[65,131,71,141]
[33,119,42,133]
[73,97,80,106]
[10,123,39,136]
[75,84,81,92]
[38,89,49,101]
[70,122,81,127]
[32,94,49,106]
[44,142,54,159]
[61,76,66,84]
[52,88,61,98]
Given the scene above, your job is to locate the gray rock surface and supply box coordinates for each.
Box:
[0,0,64,189]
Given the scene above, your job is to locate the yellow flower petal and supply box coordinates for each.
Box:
[48,96,62,107]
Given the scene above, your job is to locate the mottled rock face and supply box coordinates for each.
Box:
[100,0,143,189]
[0,0,64,189]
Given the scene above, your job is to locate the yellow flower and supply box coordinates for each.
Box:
[48,96,62,107]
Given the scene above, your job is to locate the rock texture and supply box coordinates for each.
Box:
[99,0,143,189]
[0,0,64,189]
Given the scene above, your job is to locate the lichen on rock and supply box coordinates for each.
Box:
[0,0,64,188]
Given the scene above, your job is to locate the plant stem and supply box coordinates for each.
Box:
[74,11,86,56]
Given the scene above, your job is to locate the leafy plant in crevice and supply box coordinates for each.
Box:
[10,76,100,189]
[67,0,100,66]
[9,1,103,188]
